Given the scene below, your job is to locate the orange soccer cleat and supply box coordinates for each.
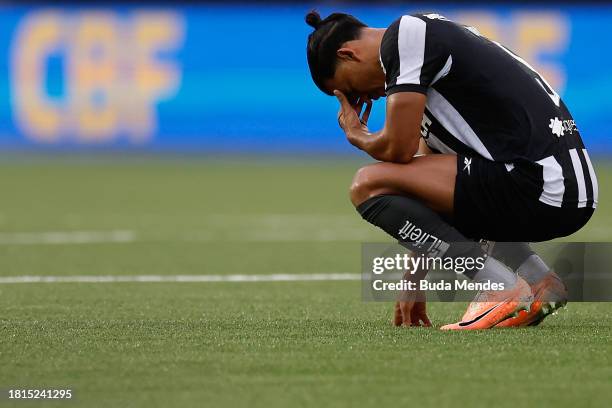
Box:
[440,277,533,330]
[495,272,568,328]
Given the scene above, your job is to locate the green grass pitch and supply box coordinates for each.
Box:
[1,155,611,407]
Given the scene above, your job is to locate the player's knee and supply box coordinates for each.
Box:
[350,166,373,207]
[350,165,389,207]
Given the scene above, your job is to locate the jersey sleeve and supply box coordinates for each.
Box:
[380,14,452,96]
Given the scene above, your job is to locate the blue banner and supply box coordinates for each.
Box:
[0,4,610,153]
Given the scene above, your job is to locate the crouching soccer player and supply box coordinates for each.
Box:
[305,11,597,329]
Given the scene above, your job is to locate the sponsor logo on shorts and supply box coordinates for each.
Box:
[463,157,472,175]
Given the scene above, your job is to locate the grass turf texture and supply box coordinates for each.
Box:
[1,156,611,407]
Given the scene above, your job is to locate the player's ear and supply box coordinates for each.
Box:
[337,47,360,62]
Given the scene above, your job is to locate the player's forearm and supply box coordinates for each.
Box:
[348,128,419,163]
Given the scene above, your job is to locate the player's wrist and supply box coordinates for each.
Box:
[345,127,365,147]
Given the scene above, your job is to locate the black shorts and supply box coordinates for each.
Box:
[453,155,594,242]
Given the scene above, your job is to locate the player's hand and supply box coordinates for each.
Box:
[333,90,372,140]
[393,269,432,328]
[394,299,432,327]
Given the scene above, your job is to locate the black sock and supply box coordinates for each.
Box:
[357,194,485,278]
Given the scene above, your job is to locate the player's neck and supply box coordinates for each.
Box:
[360,27,386,48]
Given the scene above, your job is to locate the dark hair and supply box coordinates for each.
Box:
[305,10,367,95]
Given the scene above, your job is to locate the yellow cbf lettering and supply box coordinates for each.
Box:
[127,12,183,142]
[11,10,184,144]
[70,12,119,142]
[11,11,64,142]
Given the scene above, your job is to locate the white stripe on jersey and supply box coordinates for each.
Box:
[569,149,588,208]
[431,55,453,85]
[583,149,599,208]
[396,16,426,86]
[426,89,494,160]
[536,156,565,207]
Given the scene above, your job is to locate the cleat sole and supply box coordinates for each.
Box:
[528,300,567,326]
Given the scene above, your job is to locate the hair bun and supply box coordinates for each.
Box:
[305,10,322,29]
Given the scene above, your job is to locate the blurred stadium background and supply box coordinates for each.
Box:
[1,1,611,407]
[1,1,610,152]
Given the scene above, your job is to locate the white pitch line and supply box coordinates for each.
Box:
[0,273,361,284]
[0,230,136,245]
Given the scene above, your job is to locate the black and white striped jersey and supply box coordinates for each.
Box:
[380,13,598,209]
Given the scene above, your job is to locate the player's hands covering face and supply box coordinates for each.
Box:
[333,90,372,146]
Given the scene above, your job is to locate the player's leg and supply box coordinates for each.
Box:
[350,149,592,327]
[450,153,589,326]
[351,154,581,328]
[350,154,497,280]
[349,154,457,215]
[350,155,533,329]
